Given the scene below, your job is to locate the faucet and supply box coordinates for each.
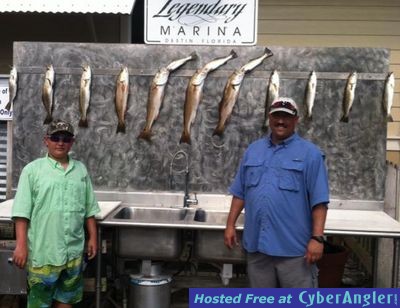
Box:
[170,150,198,208]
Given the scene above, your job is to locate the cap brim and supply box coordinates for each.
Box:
[269,108,297,115]
[49,130,74,136]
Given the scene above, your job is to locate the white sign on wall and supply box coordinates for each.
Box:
[0,87,13,120]
[145,0,258,46]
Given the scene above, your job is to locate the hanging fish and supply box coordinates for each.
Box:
[264,70,280,128]
[213,47,273,136]
[42,65,55,124]
[180,50,237,144]
[5,66,17,111]
[79,65,92,127]
[383,72,395,122]
[340,72,357,123]
[138,52,197,141]
[304,71,317,120]
[115,66,129,133]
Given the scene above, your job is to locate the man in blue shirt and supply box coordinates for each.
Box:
[224,97,329,288]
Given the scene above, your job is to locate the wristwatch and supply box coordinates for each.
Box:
[311,235,324,244]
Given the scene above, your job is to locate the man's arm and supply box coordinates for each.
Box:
[305,203,328,264]
[312,203,328,236]
[13,217,29,269]
[85,216,97,260]
[224,196,245,249]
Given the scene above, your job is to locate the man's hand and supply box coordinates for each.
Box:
[13,244,28,269]
[86,237,97,260]
[305,239,324,264]
[224,225,238,249]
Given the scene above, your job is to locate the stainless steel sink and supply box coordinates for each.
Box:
[113,206,188,223]
[108,205,185,260]
[102,202,246,262]
[117,227,182,260]
[197,210,245,226]
[193,210,246,263]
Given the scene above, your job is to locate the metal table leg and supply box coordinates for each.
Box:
[96,226,102,308]
[392,238,400,287]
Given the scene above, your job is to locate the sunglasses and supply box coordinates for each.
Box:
[271,101,297,114]
[48,135,74,143]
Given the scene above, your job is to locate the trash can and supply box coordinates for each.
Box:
[129,274,172,308]
[317,241,349,288]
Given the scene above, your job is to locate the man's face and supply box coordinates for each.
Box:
[269,111,299,142]
[44,133,74,160]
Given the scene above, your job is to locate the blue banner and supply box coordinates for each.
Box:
[189,288,400,307]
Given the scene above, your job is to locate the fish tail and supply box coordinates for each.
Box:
[213,125,224,137]
[180,131,191,144]
[230,50,238,59]
[387,114,394,122]
[190,52,198,61]
[5,102,11,111]
[264,47,273,56]
[79,118,88,127]
[138,129,152,141]
[43,113,53,124]
[340,115,349,123]
[116,122,126,133]
[263,117,270,129]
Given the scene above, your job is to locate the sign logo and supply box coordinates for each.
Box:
[145,0,258,46]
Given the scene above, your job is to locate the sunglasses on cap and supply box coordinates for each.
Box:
[48,135,74,143]
[270,100,297,114]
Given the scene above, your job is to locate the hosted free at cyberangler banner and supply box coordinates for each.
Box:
[189,288,400,307]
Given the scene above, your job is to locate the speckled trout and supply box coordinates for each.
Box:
[5,66,17,111]
[42,64,55,124]
[115,67,129,133]
[304,71,317,120]
[214,48,273,136]
[138,52,197,141]
[383,72,395,122]
[180,50,237,144]
[340,72,357,122]
[79,65,92,127]
[264,69,280,128]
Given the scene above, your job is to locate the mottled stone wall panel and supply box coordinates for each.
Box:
[12,43,389,200]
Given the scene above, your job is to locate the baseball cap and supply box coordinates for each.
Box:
[47,119,74,136]
[269,97,298,116]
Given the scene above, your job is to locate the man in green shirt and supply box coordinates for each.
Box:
[12,119,100,307]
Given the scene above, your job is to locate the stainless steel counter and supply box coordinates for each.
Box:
[0,199,121,222]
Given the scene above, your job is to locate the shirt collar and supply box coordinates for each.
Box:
[267,132,298,147]
[46,154,74,170]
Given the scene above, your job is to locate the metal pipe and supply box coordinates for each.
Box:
[392,238,400,287]
[95,226,102,308]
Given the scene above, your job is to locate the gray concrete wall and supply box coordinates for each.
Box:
[12,42,389,200]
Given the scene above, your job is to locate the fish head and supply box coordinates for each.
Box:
[45,65,55,81]
[271,70,280,85]
[349,72,357,82]
[82,64,91,72]
[10,67,17,80]
[118,67,129,82]
[388,72,395,84]
[81,65,91,79]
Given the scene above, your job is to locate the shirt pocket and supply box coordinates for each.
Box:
[279,160,304,192]
[244,161,264,188]
[68,177,86,212]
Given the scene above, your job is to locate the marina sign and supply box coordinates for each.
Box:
[145,0,258,46]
